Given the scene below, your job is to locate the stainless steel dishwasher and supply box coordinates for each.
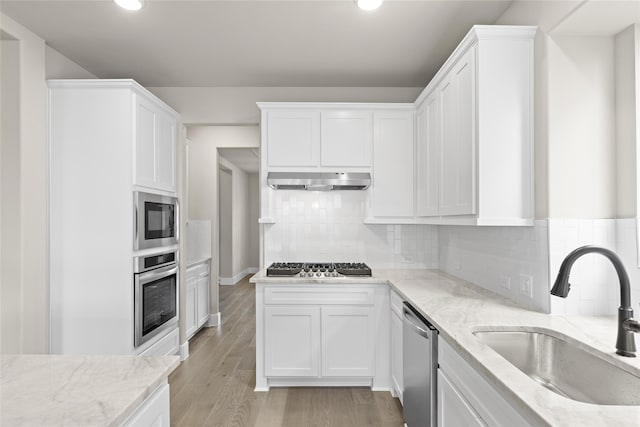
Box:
[402,302,438,427]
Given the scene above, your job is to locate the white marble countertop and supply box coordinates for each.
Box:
[251,268,640,426]
[1,354,180,426]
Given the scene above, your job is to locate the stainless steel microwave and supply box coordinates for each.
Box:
[134,191,178,250]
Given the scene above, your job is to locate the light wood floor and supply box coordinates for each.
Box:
[168,276,404,427]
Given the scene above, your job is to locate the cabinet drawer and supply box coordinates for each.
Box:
[139,327,179,356]
[390,289,403,316]
[264,286,374,305]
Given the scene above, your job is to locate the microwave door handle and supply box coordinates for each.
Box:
[139,265,178,282]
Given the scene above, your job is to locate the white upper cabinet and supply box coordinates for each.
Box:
[260,103,374,171]
[415,25,536,226]
[266,111,320,167]
[368,110,415,220]
[439,47,476,217]
[134,93,178,193]
[321,111,372,167]
[416,92,440,217]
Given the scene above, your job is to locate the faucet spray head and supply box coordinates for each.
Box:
[551,273,571,297]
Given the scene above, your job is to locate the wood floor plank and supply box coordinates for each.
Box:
[169,275,404,427]
[253,389,287,427]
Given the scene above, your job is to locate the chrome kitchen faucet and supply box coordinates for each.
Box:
[551,245,640,357]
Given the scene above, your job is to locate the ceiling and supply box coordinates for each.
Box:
[0,0,514,88]
[219,147,260,173]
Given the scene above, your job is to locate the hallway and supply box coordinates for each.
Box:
[168,276,404,426]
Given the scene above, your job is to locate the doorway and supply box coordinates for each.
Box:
[217,148,259,286]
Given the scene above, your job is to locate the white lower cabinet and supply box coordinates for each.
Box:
[438,370,486,427]
[196,264,210,327]
[264,305,374,378]
[321,307,375,377]
[186,261,210,340]
[121,383,170,427]
[264,306,320,377]
[438,338,530,427]
[390,290,404,402]
[258,284,388,389]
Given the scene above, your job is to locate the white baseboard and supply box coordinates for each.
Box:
[179,341,189,361]
[208,311,221,327]
[219,268,258,285]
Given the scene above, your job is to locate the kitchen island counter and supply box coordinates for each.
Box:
[251,268,640,426]
[1,354,179,426]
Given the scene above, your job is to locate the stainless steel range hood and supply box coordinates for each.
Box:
[267,172,371,191]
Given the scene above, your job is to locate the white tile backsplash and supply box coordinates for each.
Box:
[264,191,438,268]
[438,221,550,312]
[546,218,640,316]
[264,191,640,316]
[548,219,620,316]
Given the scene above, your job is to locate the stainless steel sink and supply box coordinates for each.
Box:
[473,329,640,405]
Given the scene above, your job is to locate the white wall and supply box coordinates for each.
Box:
[45,45,97,79]
[218,156,253,283]
[1,39,22,353]
[616,24,639,218]
[248,173,260,269]
[265,191,439,269]
[0,14,49,354]
[231,163,249,277]
[547,36,616,218]
[187,125,259,313]
[218,167,233,279]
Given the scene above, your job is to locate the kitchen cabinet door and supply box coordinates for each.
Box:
[321,306,375,377]
[196,265,209,328]
[185,287,197,339]
[321,111,372,167]
[416,93,440,217]
[439,47,476,216]
[266,111,320,167]
[264,306,320,377]
[134,94,177,193]
[390,308,403,401]
[439,338,530,426]
[155,111,176,192]
[122,383,170,427]
[135,96,157,190]
[438,370,486,427]
[185,267,198,339]
[370,111,415,218]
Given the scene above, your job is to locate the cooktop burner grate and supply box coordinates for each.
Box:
[266,262,372,278]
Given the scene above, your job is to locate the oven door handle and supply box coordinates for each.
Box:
[138,264,178,283]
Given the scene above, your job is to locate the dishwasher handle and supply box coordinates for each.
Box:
[403,304,434,339]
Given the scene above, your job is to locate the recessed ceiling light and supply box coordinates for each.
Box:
[355,0,383,11]
[114,0,145,11]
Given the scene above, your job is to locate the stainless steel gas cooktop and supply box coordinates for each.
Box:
[266,262,372,278]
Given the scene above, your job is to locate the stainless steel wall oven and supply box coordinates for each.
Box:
[134,191,178,250]
[134,250,178,347]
